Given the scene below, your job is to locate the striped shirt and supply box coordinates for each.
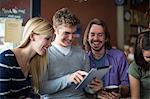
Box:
[0,50,32,98]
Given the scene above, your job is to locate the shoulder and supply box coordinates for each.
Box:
[0,49,16,68]
[128,61,141,79]
[71,46,87,55]
[48,45,53,50]
[71,46,84,52]
[129,61,140,72]
[0,49,14,60]
[48,45,56,53]
[107,48,125,58]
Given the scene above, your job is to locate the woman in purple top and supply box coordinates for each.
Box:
[83,18,130,98]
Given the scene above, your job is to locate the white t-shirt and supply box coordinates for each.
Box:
[52,43,71,55]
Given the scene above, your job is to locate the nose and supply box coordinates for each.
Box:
[68,34,74,40]
[93,35,98,40]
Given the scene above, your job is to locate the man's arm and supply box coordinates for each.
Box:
[40,70,71,94]
[40,70,87,94]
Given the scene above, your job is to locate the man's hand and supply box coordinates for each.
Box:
[97,90,120,99]
[69,70,88,84]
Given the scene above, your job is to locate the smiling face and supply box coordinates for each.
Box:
[143,50,150,63]
[32,33,52,55]
[54,25,77,47]
[88,24,106,51]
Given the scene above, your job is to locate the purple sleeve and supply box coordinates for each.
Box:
[118,53,129,86]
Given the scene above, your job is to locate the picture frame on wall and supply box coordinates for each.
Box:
[0,0,31,26]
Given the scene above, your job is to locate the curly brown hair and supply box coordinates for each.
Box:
[52,8,80,28]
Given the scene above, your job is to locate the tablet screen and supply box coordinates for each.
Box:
[75,65,111,90]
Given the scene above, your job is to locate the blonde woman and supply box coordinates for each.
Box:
[0,17,54,98]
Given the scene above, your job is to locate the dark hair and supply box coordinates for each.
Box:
[83,18,111,51]
[134,31,150,72]
[52,8,80,28]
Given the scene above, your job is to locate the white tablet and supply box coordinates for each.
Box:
[75,66,111,90]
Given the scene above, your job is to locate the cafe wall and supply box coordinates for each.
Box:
[41,0,117,46]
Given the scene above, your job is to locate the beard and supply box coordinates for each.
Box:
[91,44,105,52]
[90,40,105,52]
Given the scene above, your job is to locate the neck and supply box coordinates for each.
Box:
[14,45,36,76]
[53,39,61,46]
[91,47,106,60]
[19,45,36,62]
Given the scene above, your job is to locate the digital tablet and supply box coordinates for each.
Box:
[75,66,111,90]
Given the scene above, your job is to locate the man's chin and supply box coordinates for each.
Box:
[93,49,101,51]
[91,44,104,51]
[91,47,102,51]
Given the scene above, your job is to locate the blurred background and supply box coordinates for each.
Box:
[0,0,149,53]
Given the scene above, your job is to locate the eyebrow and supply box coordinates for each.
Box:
[65,32,76,34]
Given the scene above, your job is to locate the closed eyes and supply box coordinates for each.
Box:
[144,56,150,58]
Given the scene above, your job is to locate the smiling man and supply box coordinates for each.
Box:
[83,18,130,98]
[40,8,91,99]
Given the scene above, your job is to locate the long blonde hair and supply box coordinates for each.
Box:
[17,17,54,91]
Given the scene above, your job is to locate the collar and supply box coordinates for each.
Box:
[88,49,111,58]
[88,49,113,67]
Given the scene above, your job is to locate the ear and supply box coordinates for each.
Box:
[53,26,58,35]
[29,33,35,41]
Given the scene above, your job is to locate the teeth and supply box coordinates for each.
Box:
[67,40,71,43]
[93,42,99,45]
